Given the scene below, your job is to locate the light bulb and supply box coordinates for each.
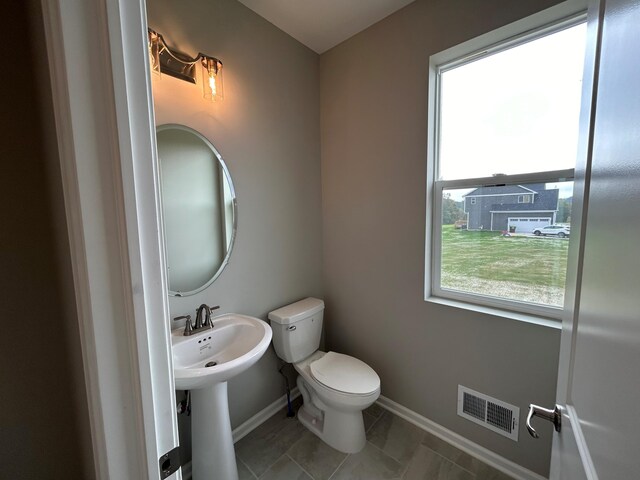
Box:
[201,57,223,101]
[209,74,217,97]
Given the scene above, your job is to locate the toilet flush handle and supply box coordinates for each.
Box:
[287,325,296,331]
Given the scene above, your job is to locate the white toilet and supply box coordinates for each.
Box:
[269,297,380,454]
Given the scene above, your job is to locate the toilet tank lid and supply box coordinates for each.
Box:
[268,297,324,325]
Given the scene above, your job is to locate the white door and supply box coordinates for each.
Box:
[43,0,181,478]
[526,0,640,478]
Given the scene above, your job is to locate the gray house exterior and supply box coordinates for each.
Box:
[463,184,559,233]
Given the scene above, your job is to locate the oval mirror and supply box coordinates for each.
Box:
[156,124,237,296]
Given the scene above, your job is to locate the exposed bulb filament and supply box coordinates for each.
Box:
[209,74,217,97]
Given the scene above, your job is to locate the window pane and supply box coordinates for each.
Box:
[440,181,573,307]
[439,24,586,180]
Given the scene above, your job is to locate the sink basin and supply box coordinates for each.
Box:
[172,313,272,389]
[171,313,272,480]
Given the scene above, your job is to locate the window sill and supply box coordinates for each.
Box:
[426,296,562,330]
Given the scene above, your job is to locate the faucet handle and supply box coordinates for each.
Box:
[173,315,194,336]
[203,305,220,328]
[183,317,194,336]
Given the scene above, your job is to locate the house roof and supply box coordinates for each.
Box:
[465,184,536,196]
[489,205,554,212]
[488,189,559,211]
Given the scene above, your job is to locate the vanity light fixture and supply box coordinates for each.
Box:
[147,28,224,101]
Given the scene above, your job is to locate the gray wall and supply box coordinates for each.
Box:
[146,0,323,453]
[319,0,563,475]
[0,1,94,478]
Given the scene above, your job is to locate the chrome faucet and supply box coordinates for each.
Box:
[195,304,211,330]
[174,305,220,336]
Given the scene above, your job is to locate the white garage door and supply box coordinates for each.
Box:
[508,217,551,233]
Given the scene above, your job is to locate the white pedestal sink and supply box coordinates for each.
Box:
[172,314,272,480]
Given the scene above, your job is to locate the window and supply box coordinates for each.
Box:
[427,14,587,319]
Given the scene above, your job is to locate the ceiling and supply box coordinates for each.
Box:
[236,0,416,54]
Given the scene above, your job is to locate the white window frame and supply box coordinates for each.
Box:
[425,4,588,321]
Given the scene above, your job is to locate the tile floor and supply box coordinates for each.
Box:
[234,399,516,480]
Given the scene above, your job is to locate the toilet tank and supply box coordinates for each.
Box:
[268,297,324,363]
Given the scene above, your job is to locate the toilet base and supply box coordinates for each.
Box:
[296,376,368,454]
[289,351,380,454]
[297,403,324,436]
[297,402,367,454]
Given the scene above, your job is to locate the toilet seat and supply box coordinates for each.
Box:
[310,351,380,395]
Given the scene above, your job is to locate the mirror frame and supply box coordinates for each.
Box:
[156,124,238,297]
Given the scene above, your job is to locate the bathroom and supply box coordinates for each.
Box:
[146,0,575,475]
[3,0,639,479]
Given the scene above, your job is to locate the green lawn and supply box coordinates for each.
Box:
[441,225,569,306]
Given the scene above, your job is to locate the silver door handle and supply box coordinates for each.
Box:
[526,404,562,438]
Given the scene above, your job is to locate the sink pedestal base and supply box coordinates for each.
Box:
[191,382,238,480]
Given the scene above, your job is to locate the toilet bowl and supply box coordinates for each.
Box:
[269,298,380,453]
[294,350,380,453]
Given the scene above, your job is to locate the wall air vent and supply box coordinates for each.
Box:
[457,385,519,441]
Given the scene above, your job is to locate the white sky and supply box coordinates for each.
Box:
[439,23,587,182]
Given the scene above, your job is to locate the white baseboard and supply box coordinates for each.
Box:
[376,395,547,480]
[180,388,300,479]
[232,387,300,443]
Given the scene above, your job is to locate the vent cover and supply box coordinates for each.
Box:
[457,386,519,441]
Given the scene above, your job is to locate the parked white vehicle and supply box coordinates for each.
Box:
[532,225,571,237]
